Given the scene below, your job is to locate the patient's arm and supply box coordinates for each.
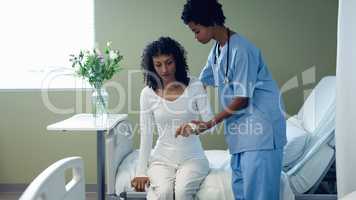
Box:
[135,90,154,178]
[175,81,215,137]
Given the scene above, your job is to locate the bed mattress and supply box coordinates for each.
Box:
[115,150,295,200]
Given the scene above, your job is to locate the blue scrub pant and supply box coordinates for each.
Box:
[231,148,283,200]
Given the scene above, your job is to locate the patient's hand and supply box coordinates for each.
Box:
[131,177,150,192]
[175,120,210,138]
[175,123,195,137]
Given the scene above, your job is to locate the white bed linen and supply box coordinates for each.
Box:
[288,144,334,194]
[115,150,295,200]
[284,117,310,168]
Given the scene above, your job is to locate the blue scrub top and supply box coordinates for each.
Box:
[199,33,287,154]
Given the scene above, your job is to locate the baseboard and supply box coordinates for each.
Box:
[0,184,99,193]
[0,184,27,193]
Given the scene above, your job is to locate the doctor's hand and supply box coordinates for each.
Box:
[175,120,210,138]
[131,177,150,192]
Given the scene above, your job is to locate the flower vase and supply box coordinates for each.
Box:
[91,87,108,125]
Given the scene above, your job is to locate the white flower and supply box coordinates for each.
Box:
[106,41,112,47]
[95,48,102,56]
[109,50,118,60]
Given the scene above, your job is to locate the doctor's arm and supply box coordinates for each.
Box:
[206,96,249,128]
[189,48,255,134]
[176,47,254,136]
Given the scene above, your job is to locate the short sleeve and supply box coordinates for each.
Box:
[230,48,259,98]
[199,46,216,86]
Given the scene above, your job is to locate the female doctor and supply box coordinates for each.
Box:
[176,0,287,199]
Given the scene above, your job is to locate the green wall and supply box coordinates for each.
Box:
[0,0,337,184]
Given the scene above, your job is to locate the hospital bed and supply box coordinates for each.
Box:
[284,76,336,199]
[105,76,336,200]
[20,157,85,200]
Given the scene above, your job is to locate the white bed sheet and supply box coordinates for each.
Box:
[287,144,334,194]
[115,150,295,200]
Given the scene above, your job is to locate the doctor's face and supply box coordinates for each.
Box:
[187,22,213,44]
[153,54,176,83]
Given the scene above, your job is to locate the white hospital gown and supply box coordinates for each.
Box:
[136,77,214,177]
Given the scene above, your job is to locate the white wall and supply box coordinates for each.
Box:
[335,0,356,198]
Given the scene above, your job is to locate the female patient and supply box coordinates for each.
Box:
[131,37,213,200]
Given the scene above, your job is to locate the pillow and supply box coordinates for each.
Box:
[297,76,336,133]
[283,117,310,169]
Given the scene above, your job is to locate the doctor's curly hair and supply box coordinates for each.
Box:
[181,0,225,26]
[141,37,190,90]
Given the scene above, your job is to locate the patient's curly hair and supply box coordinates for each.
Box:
[141,37,190,90]
[181,0,225,26]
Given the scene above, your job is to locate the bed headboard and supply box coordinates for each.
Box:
[105,120,134,195]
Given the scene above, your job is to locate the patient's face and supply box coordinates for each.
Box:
[187,21,213,44]
[153,54,176,83]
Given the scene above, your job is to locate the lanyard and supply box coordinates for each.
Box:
[213,28,230,84]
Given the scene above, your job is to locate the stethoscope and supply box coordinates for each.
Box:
[213,28,231,84]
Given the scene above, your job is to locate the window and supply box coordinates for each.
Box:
[0,0,94,89]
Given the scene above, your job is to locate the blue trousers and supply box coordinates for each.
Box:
[231,148,283,200]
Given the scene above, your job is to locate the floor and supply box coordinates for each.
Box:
[0,192,339,200]
[0,192,97,200]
